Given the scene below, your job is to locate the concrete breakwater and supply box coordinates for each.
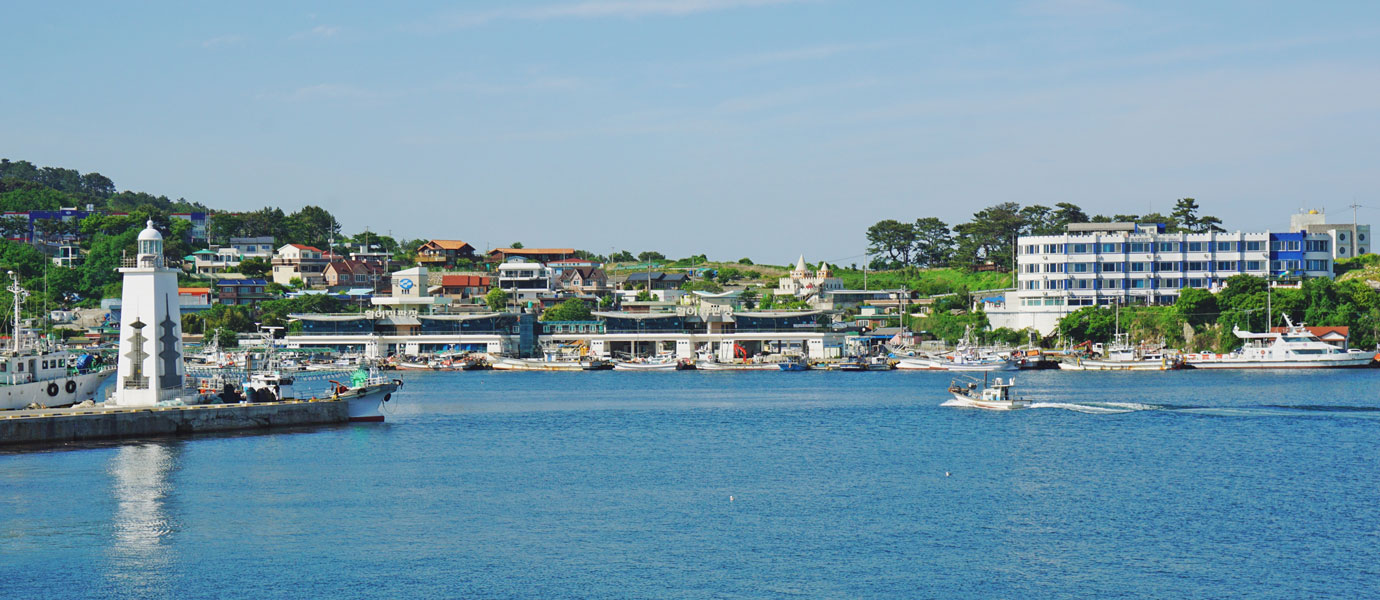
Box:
[0,400,350,447]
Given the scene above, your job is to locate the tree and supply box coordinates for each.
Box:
[1175,287,1219,328]
[1018,205,1059,236]
[484,288,509,311]
[1057,306,1117,343]
[1052,202,1090,229]
[866,219,915,268]
[637,251,665,262]
[540,297,594,321]
[510,242,524,249]
[635,289,655,302]
[1170,198,1222,233]
[911,217,953,267]
[952,202,1023,268]
[286,206,340,248]
[681,279,723,293]
[609,250,635,263]
[737,257,753,265]
[237,257,270,278]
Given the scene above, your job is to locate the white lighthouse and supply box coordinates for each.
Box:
[111,220,187,407]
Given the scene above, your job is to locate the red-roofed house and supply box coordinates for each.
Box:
[272,244,328,287]
[1270,325,1351,349]
[435,274,491,303]
[177,287,212,309]
[416,240,477,267]
[325,260,389,289]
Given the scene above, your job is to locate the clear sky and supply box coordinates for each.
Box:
[4,1,1378,266]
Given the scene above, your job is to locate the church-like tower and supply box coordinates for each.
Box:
[112,220,186,406]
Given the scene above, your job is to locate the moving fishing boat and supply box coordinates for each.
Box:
[945,375,1030,410]
[1184,316,1377,369]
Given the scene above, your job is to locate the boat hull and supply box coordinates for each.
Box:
[613,361,678,371]
[0,368,115,411]
[945,361,1018,372]
[337,380,401,422]
[947,391,1030,411]
[1184,354,1375,369]
[1058,358,1182,371]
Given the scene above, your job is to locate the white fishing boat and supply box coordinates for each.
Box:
[1058,334,1185,371]
[945,375,1030,410]
[614,355,695,371]
[696,359,780,371]
[894,356,947,371]
[836,356,895,371]
[0,273,115,411]
[944,352,1019,372]
[1184,316,1378,369]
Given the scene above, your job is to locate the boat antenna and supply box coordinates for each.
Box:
[7,271,22,353]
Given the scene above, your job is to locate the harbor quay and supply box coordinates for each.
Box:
[0,398,349,447]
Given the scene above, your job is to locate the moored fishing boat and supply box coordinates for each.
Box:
[0,273,114,411]
[778,355,811,371]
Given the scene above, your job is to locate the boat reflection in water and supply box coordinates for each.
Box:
[107,442,178,594]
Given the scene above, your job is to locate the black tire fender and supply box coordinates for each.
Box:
[47,382,59,397]
[65,380,77,394]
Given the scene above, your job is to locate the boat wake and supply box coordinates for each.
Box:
[998,401,1380,418]
[1026,401,1155,414]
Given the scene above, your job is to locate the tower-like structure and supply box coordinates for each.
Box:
[112,220,186,406]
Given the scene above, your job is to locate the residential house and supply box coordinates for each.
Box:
[495,259,555,305]
[177,288,213,313]
[416,240,477,268]
[621,272,688,291]
[558,267,609,294]
[216,279,273,307]
[271,244,328,287]
[486,247,576,266]
[229,236,276,258]
[435,274,492,304]
[324,260,388,290]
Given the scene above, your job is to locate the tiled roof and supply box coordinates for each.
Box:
[440,275,490,287]
[422,240,473,251]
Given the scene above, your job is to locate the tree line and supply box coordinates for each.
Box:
[866,198,1224,271]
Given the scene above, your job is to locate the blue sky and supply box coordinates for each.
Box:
[4,0,1379,265]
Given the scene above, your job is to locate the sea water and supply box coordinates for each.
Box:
[2,369,1378,598]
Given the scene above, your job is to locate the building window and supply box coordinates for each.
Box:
[1072,263,1090,273]
[1188,278,1207,288]
[1245,241,1262,252]
[1216,242,1233,252]
[1099,243,1122,253]
[1104,279,1122,289]
[1245,261,1263,271]
[1187,262,1207,272]
[1102,262,1123,273]
[1188,242,1204,252]
[1129,242,1149,253]
[1306,259,1329,271]
[1305,240,1330,252]
[1157,262,1179,272]
[1157,242,1178,252]
[1072,243,1089,253]
[1130,262,1148,272]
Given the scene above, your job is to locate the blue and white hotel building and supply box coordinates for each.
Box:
[987,222,1336,334]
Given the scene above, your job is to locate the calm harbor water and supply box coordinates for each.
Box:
[3,369,1379,598]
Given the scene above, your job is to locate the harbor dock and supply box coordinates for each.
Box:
[0,399,350,447]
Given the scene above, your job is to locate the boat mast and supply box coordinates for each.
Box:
[7,271,26,353]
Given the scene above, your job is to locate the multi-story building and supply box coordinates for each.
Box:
[988,222,1336,334]
[216,279,273,307]
[271,244,328,287]
[1289,209,1371,260]
[486,247,576,266]
[495,259,555,305]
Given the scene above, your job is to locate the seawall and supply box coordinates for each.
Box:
[0,400,350,447]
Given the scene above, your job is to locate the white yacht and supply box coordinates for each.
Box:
[1184,317,1377,369]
